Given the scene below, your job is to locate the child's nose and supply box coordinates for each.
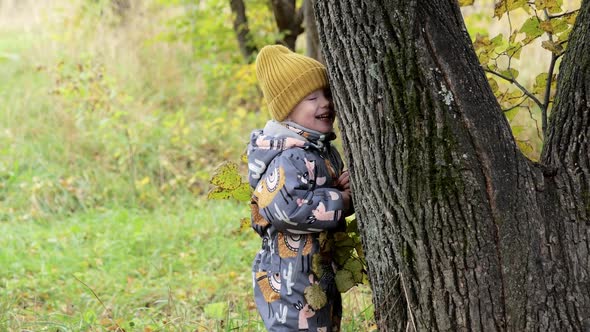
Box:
[319,95,331,108]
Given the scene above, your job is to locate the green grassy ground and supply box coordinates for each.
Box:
[0,201,373,331]
[0,201,256,331]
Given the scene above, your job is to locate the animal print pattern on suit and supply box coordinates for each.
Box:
[277,233,313,258]
[248,120,345,331]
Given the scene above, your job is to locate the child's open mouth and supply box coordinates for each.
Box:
[316,113,333,121]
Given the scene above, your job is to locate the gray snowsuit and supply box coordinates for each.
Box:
[248,120,346,331]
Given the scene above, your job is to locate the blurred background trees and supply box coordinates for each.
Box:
[0,0,581,223]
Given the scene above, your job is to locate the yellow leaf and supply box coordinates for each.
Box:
[539,20,553,33]
[135,176,150,187]
[239,217,250,232]
[231,182,252,202]
[210,162,241,190]
[207,187,232,200]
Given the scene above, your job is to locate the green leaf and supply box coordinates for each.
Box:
[335,269,356,293]
[494,0,528,18]
[487,76,500,95]
[231,182,252,202]
[311,253,324,277]
[500,68,519,80]
[345,216,358,233]
[304,284,327,310]
[343,258,365,283]
[535,0,563,13]
[505,108,520,123]
[210,162,241,190]
[207,186,232,200]
[506,42,523,59]
[334,232,355,249]
[532,72,549,96]
[458,0,474,6]
[549,17,568,34]
[204,302,229,320]
[519,17,544,44]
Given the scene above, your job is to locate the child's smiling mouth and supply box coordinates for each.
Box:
[316,113,334,121]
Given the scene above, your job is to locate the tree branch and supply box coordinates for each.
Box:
[483,68,544,111]
[271,0,304,50]
[547,10,580,19]
[229,0,257,63]
[542,52,560,136]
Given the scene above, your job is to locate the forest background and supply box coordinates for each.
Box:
[0,0,577,330]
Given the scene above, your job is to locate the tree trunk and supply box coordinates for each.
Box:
[304,0,323,63]
[229,0,257,63]
[315,0,590,331]
[270,0,303,50]
[111,0,130,18]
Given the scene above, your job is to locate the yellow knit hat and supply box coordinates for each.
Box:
[255,45,328,121]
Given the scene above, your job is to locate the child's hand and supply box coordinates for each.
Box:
[336,170,350,191]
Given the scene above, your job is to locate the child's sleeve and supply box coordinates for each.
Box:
[254,150,344,234]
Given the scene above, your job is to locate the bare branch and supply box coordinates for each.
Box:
[547,10,580,19]
[484,67,544,110]
[542,53,558,136]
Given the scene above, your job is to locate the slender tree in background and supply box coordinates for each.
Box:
[228,0,322,62]
[315,0,590,331]
[229,0,257,62]
[269,0,304,50]
[303,0,323,63]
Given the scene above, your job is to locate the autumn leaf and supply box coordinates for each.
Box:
[458,0,474,6]
[344,258,365,283]
[541,40,564,54]
[519,17,544,44]
[535,0,563,13]
[563,11,578,25]
[532,72,549,96]
[494,0,528,19]
[231,182,251,201]
[500,68,519,80]
[207,186,232,200]
[539,20,553,33]
[335,269,356,293]
[210,161,241,190]
[304,284,327,310]
[208,161,252,202]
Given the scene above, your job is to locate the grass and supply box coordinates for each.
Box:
[0,201,373,331]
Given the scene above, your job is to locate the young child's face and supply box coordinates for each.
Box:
[286,89,335,133]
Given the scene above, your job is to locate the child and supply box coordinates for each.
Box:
[247,45,352,331]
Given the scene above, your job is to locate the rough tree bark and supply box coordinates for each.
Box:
[315,0,590,331]
[229,0,257,62]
